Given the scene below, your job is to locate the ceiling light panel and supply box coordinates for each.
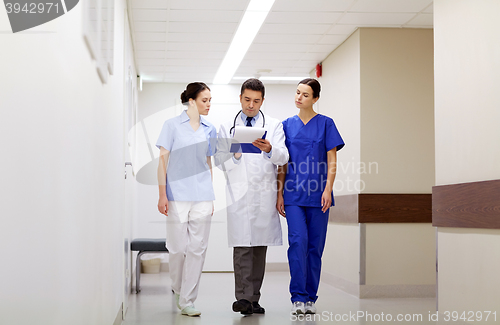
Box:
[213,0,276,84]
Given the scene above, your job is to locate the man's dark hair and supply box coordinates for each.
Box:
[241,78,265,98]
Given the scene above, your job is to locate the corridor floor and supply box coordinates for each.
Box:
[122,272,463,325]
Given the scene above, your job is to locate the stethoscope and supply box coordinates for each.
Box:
[229,110,266,135]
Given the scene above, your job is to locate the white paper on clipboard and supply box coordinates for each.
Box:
[232,126,266,143]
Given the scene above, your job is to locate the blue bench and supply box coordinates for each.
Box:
[130,238,169,293]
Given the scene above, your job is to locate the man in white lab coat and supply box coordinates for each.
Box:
[215,78,289,315]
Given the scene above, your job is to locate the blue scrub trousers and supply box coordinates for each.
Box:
[285,205,329,303]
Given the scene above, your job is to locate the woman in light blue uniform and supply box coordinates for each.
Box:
[277,78,344,315]
[156,82,216,317]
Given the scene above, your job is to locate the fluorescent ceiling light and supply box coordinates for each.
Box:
[213,0,275,85]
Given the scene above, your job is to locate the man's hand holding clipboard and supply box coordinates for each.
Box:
[230,126,269,154]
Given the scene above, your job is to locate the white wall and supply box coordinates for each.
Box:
[136,82,297,271]
[0,1,134,324]
[434,0,500,317]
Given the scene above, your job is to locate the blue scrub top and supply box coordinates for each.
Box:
[282,114,344,207]
[156,110,217,201]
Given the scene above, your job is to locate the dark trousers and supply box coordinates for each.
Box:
[233,246,268,302]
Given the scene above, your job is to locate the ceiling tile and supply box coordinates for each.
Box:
[260,23,331,35]
[167,0,248,11]
[349,0,433,13]
[327,24,358,35]
[266,12,342,24]
[164,51,225,60]
[248,43,310,53]
[318,34,348,44]
[168,10,243,23]
[131,0,169,9]
[245,52,304,61]
[139,66,165,73]
[136,51,166,59]
[164,58,222,67]
[272,0,356,12]
[239,59,301,68]
[137,58,165,66]
[167,33,233,43]
[135,42,167,51]
[164,66,218,73]
[168,22,238,33]
[133,22,167,32]
[166,42,229,52]
[423,3,433,13]
[339,13,416,25]
[309,44,341,53]
[132,9,168,21]
[134,32,166,42]
[405,13,433,26]
[253,33,322,44]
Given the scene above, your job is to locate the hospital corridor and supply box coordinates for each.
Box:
[1,0,499,325]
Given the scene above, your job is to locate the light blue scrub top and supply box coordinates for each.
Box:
[156,110,217,201]
[282,114,344,207]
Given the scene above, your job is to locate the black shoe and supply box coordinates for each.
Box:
[252,301,265,314]
[232,299,253,315]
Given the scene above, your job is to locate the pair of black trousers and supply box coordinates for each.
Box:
[233,246,267,302]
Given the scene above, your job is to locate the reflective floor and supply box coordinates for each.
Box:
[122,272,462,325]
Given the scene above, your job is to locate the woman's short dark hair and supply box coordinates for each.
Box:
[298,78,321,98]
[180,82,210,105]
[241,78,265,98]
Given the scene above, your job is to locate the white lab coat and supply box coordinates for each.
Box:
[215,113,289,247]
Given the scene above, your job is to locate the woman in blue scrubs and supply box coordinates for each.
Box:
[277,78,344,315]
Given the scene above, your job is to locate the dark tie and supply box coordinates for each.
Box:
[246,116,253,127]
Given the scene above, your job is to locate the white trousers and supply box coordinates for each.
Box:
[166,201,212,309]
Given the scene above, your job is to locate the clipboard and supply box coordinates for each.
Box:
[230,126,267,154]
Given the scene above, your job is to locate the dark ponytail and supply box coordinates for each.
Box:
[180,82,210,105]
